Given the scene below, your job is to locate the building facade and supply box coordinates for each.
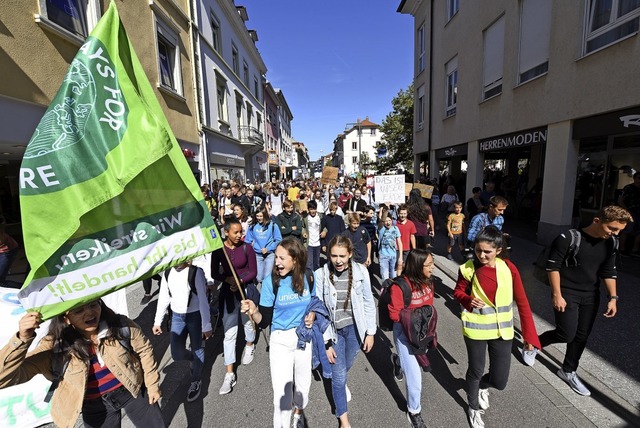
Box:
[398,0,640,243]
[333,118,384,177]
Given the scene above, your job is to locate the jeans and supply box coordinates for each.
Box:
[82,385,164,428]
[0,248,18,281]
[379,253,397,281]
[464,336,512,411]
[393,323,422,414]
[539,291,600,372]
[170,311,204,382]
[331,324,361,418]
[256,252,275,283]
[222,298,256,366]
[269,328,312,428]
[306,246,321,272]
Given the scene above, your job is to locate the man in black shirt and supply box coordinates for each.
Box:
[538,205,633,396]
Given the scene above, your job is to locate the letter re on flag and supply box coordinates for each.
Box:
[18,1,222,319]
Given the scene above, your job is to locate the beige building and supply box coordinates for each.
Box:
[398,0,640,242]
[0,0,200,222]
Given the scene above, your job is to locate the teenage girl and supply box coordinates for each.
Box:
[315,235,377,428]
[245,205,282,286]
[453,226,540,428]
[240,238,316,428]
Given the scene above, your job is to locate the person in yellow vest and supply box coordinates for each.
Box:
[454,226,540,428]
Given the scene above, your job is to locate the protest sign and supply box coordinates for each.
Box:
[17,2,222,319]
[405,183,413,197]
[320,166,339,185]
[413,183,434,199]
[374,175,405,204]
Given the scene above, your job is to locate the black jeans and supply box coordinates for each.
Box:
[464,337,512,411]
[539,291,600,372]
[82,385,164,428]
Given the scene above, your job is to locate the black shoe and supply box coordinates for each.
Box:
[391,353,404,381]
[407,411,427,428]
[140,294,152,305]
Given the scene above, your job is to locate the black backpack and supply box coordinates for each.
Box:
[378,276,411,331]
[164,265,199,305]
[45,314,131,403]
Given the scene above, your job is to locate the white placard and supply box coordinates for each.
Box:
[374,175,406,204]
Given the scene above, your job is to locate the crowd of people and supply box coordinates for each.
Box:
[0,175,633,428]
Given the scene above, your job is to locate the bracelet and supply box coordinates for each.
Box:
[608,295,619,301]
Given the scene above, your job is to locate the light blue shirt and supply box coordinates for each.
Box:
[378,225,401,257]
[245,221,282,254]
[260,274,312,331]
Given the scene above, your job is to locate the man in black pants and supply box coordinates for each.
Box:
[538,205,632,396]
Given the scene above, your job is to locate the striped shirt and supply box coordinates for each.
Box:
[333,270,354,330]
[84,345,123,400]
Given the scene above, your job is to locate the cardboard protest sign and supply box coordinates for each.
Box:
[375,175,406,204]
[413,183,435,199]
[321,166,339,185]
[18,2,222,319]
[405,183,413,197]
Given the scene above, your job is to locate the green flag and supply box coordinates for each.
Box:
[18,2,221,319]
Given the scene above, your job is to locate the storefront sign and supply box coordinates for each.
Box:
[479,127,547,152]
[574,107,640,139]
[210,153,245,168]
[436,144,468,159]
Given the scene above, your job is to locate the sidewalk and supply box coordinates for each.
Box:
[430,223,640,427]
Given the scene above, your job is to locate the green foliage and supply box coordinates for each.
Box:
[377,83,414,174]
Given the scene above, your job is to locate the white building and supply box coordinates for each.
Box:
[334,118,384,176]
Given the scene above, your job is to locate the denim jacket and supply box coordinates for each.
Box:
[314,262,378,344]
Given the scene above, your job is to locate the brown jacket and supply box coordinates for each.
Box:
[0,318,160,428]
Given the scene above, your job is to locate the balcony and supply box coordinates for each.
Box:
[238,126,264,155]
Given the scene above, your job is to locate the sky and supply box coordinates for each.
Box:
[241,1,414,161]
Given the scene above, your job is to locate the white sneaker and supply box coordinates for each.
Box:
[241,344,255,365]
[468,408,485,428]
[478,388,489,410]
[219,372,236,395]
[291,411,305,428]
[345,384,351,402]
[522,348,538,366]
[557,369,591,396]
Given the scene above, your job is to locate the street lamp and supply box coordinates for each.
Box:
[345,119,362,176]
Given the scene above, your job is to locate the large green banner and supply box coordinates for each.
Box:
[18,2,221,319]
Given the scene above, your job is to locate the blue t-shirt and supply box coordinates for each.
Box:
[260,273,312,331]
[378,225,401,257]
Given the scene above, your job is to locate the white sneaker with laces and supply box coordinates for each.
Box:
[241,344,255,365]
[468,408,485,428]
[478,388,489,410]
[219,372,236,395]
[557,369,591,396]
[522,348,538,366]
[345,384,351,402]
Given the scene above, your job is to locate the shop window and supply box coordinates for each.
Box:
[483,15,505,100]
[519,0,551,83]
[585,0,640,53]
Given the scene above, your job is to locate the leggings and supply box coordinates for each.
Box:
[464,336,512,411]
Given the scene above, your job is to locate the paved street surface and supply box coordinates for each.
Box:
[114,227,640,428]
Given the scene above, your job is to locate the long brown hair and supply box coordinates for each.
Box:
[401,249,433,292]
[272,237,308,295]
[327,235,355,310]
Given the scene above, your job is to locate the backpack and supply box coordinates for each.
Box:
[45,314,132,403]
[378,276,412,331]
[165,265,199,305]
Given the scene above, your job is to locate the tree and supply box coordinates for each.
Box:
[377,83,414,174]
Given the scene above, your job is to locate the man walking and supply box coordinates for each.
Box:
[538,205,632,396]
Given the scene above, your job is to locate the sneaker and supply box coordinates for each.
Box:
[291,412,305,428]
[406,411,427,428]
[241,344,255,365]
[140,294,152,305]
[478,388,490,410]
[557,369,591,396]
[468,408,485,428]
[345,384,351,402]
[522,347,538,366]
[219,372,236,395]
[391,353,404,381]
[186,380,201,402]
[447,254,454,261]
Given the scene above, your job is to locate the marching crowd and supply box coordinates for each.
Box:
[0,176,634,428]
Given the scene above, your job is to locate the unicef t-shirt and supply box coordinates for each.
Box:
[260,273,312,331]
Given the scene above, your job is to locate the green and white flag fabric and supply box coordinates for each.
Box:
[18,1,221,319]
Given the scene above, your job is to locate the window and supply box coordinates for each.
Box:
[448,0,460,21]
[352,141,358,150]
[352,156,358,164]
[417,85,425,129]
[243,61,249,86]
[445,56,458,117]
[418,24,426,72]
[36,0,100,42]
[370,129,376,136]
[215,74,228,123]
[256,112,262,132]
[254,77,260,100]
[210,12,221,52]
[156,19,182,94]
[246,103,253,128]
[232,44,239,75]
[483,15,505,99]
[519,0,551,83]
[585,0,640,53]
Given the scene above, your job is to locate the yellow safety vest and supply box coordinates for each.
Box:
[459,259,514,340]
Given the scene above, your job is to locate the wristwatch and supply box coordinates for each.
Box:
[608,295,619,301]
